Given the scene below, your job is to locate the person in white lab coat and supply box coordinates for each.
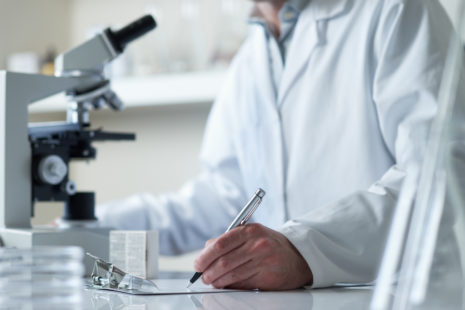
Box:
[98,0,460,289]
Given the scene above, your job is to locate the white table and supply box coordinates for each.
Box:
[82,278,373,310]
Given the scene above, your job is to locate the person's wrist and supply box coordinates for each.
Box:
[286,238,313,286]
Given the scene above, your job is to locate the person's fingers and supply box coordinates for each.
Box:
[202,241,255,285]
[210,259,259,289]
[197,224,314,291]
[204,237,218,248]
[194,226,250,272]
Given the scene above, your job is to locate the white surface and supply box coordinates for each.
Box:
[83,279,462,309]
[29,71,226,113]
[83,279,373,310]
[91,278,244,296]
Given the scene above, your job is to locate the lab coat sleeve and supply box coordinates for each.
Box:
[280,0,458,288]
[97,58,248,255]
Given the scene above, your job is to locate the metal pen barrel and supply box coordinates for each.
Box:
[226,188,266,232]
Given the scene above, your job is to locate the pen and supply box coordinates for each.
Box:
[186,188,266,288]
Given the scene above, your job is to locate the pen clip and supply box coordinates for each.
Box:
[240,197,262,226]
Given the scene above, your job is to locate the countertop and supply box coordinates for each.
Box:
[82,276,373,310]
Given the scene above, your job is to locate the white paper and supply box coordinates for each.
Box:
[89,279,244,296]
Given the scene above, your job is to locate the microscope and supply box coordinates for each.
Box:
[0,15,156,274]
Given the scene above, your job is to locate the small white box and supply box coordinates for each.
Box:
[110,230,158,279]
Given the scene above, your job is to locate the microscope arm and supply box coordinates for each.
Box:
[2,72,101,104]
[0,72,99,229]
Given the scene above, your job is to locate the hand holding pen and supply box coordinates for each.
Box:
[187,188,314,291]
[187,188,266,288]
[187,188,313,290]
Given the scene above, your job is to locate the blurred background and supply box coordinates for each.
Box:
[0,0,463,271]
[1,0,252,74]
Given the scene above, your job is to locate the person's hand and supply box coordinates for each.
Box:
[194,223,313,290]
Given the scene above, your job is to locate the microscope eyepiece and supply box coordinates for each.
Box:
[105,15,157,53]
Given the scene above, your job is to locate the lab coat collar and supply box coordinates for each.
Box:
[277,0,350,106]
[249,0,349,22]
[247,0,351,108]
[310,0,350,21]
[286,0,311,12]
[249,0,348,21]
[249,0,309,19]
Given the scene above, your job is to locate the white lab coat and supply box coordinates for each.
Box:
[98,0,457,288]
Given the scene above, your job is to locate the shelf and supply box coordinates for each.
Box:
[29,70,227,113]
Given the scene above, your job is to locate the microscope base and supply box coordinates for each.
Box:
[0,227,110,275]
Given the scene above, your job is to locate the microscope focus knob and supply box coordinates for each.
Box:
[37,155,68,185]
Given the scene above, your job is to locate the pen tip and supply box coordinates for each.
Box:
[187,282,192,289]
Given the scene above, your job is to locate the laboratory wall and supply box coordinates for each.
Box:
[0,0,70,70]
